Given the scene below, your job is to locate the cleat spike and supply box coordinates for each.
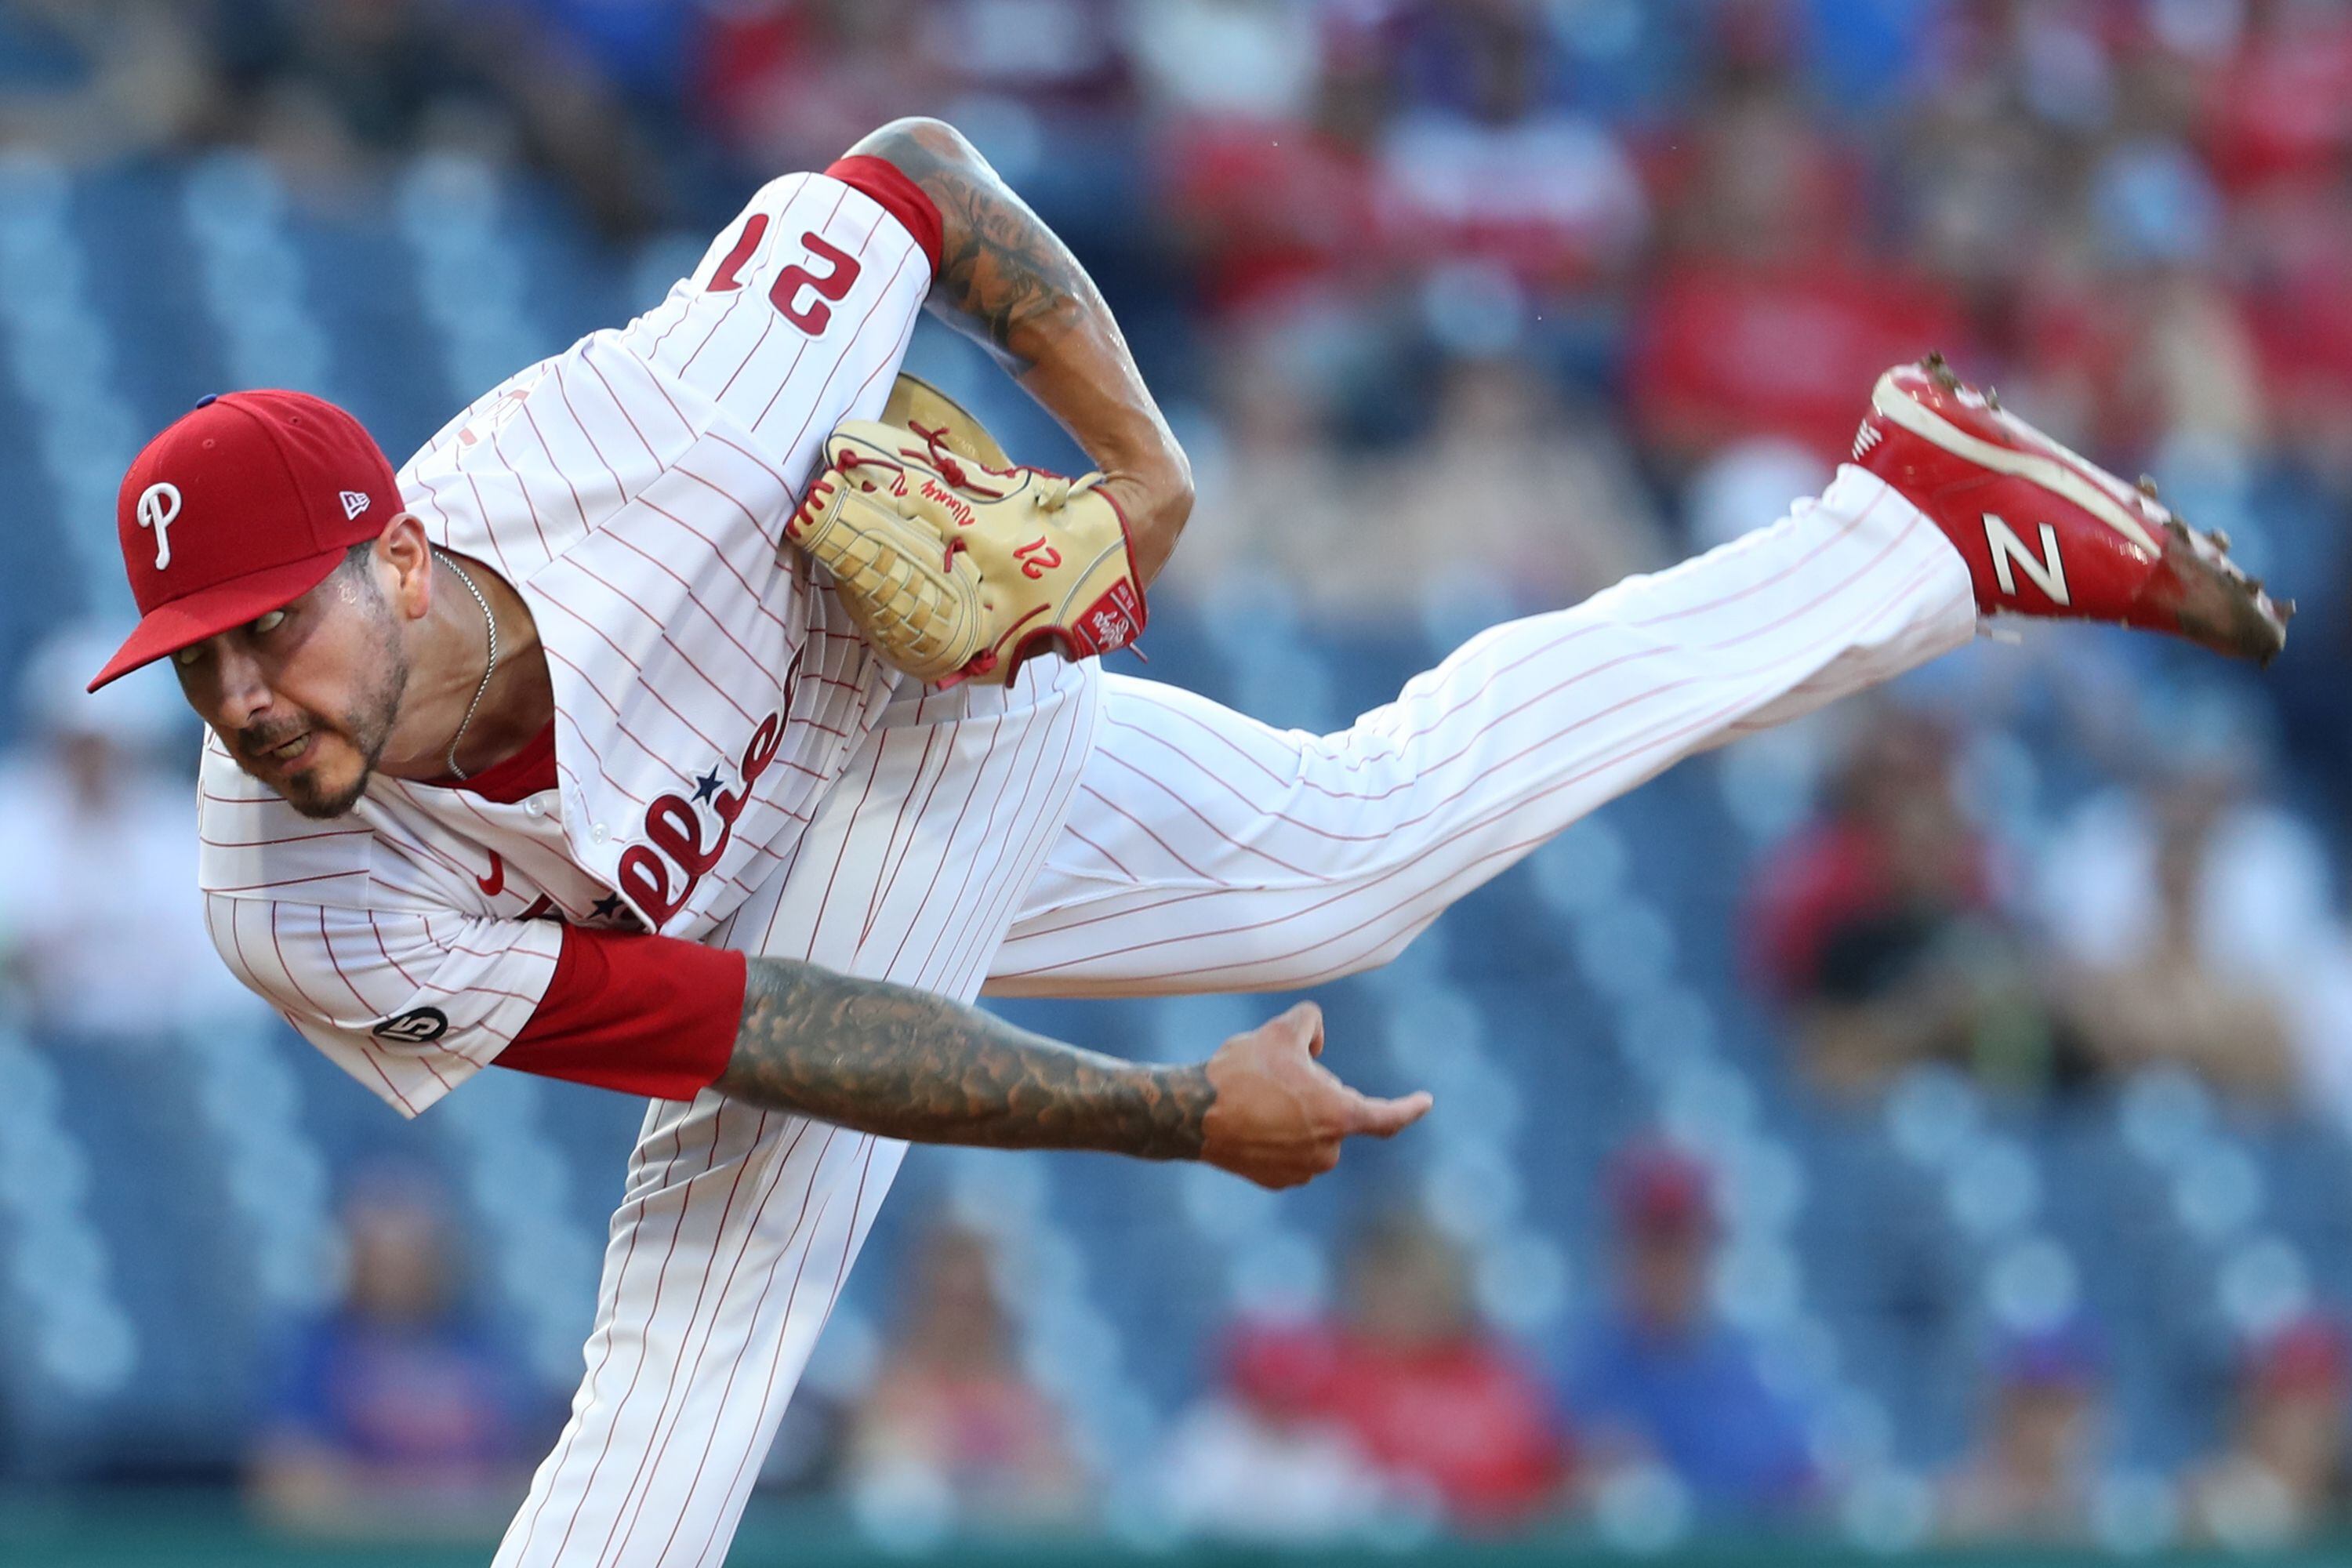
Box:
[1985,387,2002,410]
[2212,531,2232,552]
[2137,474,2161,498]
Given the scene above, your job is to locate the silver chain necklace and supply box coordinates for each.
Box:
[439,553,499,781]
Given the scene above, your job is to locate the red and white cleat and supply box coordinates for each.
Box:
[1853,354,2292,665]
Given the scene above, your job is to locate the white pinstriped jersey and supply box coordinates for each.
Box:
[198,169,935,1118]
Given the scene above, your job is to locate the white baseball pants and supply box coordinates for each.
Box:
[499,466,1974,1563]
[493,655,1101,1568]
[990,466,1976,996]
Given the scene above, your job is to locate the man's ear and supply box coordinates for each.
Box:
[376,514,434,621]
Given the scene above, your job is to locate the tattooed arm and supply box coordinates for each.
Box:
[714,959,1430,1189]
[845,116,1192,586]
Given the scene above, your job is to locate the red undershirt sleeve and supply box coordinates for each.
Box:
[495,925,746,1101]
[825,154,943,278]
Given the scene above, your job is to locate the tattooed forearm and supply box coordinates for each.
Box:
[845,116,1192,583]
[713,956,1213,1160]
[848,115,1101,368]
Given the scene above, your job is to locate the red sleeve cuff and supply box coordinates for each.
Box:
[825,154,943,278]
[497,926,745,1100]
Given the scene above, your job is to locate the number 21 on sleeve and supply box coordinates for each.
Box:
[706,216,865,336]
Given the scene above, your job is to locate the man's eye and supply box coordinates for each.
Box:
[174,644,205,667]
[252,610,288,634]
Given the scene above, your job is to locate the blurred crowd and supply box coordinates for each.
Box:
[239,1142,2351,1550]
[5,0,2352,1555]
[8,2,2352,636]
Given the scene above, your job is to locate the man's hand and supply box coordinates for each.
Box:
[1201,1003,1435,1190]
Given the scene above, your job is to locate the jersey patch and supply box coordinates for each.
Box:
[372,1006,452,1044]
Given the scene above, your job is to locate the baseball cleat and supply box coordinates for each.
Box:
[1853,353,2292,664]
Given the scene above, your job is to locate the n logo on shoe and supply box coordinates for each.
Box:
[1983,514,2070,606]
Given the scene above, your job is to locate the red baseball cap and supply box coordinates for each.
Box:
[1609,1142,1716,1237]
[88,390,401,691]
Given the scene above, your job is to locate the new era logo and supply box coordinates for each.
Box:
[339,490,371,520]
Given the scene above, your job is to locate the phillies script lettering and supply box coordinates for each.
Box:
[615,713,784,927]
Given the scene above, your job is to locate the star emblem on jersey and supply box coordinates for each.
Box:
[615,711,786,928]
[590,895,625,920]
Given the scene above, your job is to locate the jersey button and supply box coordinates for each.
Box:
[524,799,544,818]
[591,822,609,843]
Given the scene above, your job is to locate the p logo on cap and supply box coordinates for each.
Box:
[136,482,182,569]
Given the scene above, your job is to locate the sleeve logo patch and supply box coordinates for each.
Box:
[371,1007,451,1044]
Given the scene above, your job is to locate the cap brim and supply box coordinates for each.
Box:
[88,551,349,691]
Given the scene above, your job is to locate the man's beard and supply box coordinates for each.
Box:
[241,618,408,820]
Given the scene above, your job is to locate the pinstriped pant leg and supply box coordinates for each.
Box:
[495,659,1098,1568]
[989,468,1976,998]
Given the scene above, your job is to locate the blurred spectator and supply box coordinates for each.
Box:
[2200,0,2352,198]
[1561,1142,1815,1520]
[2039,723,2338,1104]
[0,629,249,1044]
[212,0,663,230]
[1747,706,2087,1097]
[1188,345,1667,614]
[925,0,1135,114]
[1160,320,1371,607]
[249,1174,539,1536]
[917,0,1144,244]
[2020,140,2266,463]
[1148,13,1396,327]
[2060,779,2299,1100]
[1132,0,1326,125]
[1375,0,1648,296]
[2041,739,2336,990]
[1187,1213,1566,1533]
[1159,1319,1389,1544]
[693,0,948,177]
[846,1222,1091,1532]
[212,0,484,165]
[500,0,693,112]
[1632,57,1958,469]
[2186,1314,2352,1548]
[0,0,216,164]
[1356,353,1667,610]
[1939,1323,2111,1544]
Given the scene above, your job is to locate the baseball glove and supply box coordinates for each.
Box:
[785,374,1146,687]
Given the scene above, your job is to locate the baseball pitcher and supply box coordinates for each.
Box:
[92,117,2285,1566]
